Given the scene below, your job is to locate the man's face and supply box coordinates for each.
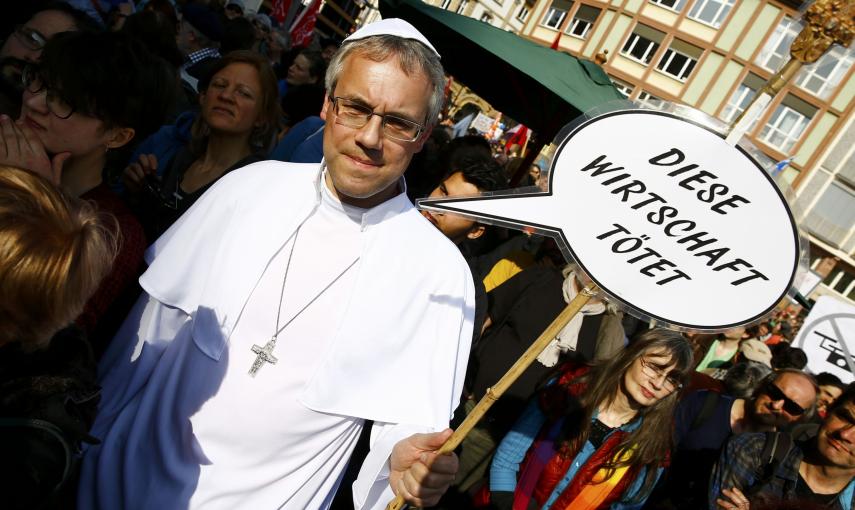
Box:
[819,384,844,415]
[0,10,76,95]
[752,372,817,428]
[422,171,484,244]
[817,401,855,470]
[286,54,318,86]
[176,20,195,56]
[224,6,243,19]
[1,10,75,63]
[321,54,431,208]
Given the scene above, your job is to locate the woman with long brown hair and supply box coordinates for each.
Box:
[489,328,693,509]
[123,50,280,240]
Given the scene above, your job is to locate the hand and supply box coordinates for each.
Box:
[717,487,750,510]
[123,153,158,194]
[389,429,458,507]
[0,114,70,185]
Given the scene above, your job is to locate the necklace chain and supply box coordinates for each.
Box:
[272,226,360,339]
[248,225,359,376]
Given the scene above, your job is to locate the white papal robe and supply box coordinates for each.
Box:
[78,162,475,509]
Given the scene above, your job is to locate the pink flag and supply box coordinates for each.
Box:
[290,0,321,48]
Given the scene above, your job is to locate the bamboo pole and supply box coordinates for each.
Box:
[385,283,599,510]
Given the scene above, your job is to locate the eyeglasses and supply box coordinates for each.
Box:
[764,382,806,416]
[21,65,75,119]
[639,358,682,392]
[12,25,47,52]
[329,96,425,142]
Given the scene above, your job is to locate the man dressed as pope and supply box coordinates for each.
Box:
[78,19,475,510]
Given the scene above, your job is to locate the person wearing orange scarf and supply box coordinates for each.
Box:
[490,329,693,509]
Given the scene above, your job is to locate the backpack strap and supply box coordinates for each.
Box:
[746,431,793,497]
[690,391,721,431]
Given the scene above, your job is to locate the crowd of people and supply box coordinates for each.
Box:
[0,2,852,510]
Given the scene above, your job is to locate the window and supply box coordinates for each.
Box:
[636,90,663,109]
[456,0,468,14]
[480,12,493,24]
[565,5,601,39]
[759,94,816,153]
[720,72,764,125]
[649,0,687,11]
[542,0,571,29]
[621,25,664,65]
[516,5,530,22]
[796,45,855,99]
[440,0,452,8]
[757,17,799,72]
[807,180,855,248]
[655,39,701,81]
[687,0,735,28]
[611,77,634,98]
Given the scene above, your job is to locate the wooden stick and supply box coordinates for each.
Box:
[385,283,599,510]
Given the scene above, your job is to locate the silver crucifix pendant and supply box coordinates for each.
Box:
[248,336,279,377]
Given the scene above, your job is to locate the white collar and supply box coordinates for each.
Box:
[318,162,412,231]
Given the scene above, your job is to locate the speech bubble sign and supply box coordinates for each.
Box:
[421,110,800,330]
[794,295,855,383]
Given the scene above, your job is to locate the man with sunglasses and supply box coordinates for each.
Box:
[647,368,817,508]
[79,19,472,510]
[0,3,98,118]
[712,383,855,509]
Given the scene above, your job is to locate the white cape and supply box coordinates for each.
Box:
[80,161,475,508]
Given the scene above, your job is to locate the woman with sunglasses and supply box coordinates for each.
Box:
[0,30,173,355]
[123,50,280,240]
[489,328,693,509]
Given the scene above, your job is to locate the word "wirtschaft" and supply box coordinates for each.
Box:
[580,152,769,287]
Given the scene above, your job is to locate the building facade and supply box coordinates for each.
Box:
[502,0,855,304]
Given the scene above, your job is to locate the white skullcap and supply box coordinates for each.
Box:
[345,18,440,59]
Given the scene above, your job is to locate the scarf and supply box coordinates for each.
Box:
[513,367,642,510]
[536,271,605,367]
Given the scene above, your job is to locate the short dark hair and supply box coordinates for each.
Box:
[454,159,508,193]
[37,2,103,34]
[771,345,808,370]
[298,49,326,81]
[723,361,772,398]
[39,30,175,141]
[121,10,183,68]
[816,372,845,390]
[827,382,855,414]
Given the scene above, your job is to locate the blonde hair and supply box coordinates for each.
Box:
[0,167,118,348]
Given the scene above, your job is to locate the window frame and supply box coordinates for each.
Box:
[621,32,660,65]
[686,0,735,28]
[565,5,600,39]
[541,4,568,29]
[655,46,698,81]
[758,103,812,153]
[649,0,687,13]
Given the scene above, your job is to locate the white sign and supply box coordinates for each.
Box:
[419,110,800,330]
[794,295,855,383]
[470,112,495,134]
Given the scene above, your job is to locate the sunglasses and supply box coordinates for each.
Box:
[764,382,805,416]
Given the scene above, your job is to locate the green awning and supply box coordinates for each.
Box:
[378,0,624,139]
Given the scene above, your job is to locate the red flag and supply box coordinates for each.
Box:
[505,125,528,153]
[550,30,561,50]
[271,0,291,24]
[290,0,321,48]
